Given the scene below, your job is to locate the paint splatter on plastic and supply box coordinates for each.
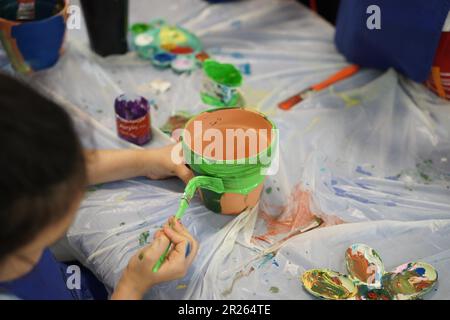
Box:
[269,286,279,293]
[139,231,150,246]
[254,185,343,243]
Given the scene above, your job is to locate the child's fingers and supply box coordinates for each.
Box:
[163,225,188,248]
[163,225,198,267]
[142,232,170,260]
[160,240,190,278]
[153,230,164,240]
[171,220,199,260]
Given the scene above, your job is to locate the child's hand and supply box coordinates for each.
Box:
[143,143,194,184]
[112,217,199,300]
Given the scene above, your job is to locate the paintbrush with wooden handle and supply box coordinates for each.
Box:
[278,64,360,111]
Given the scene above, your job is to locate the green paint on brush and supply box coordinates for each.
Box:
[152,176,225,272]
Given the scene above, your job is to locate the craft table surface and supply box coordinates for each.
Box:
[2,0,450,299]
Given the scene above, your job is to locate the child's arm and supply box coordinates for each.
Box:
[85,143,193,185]
[111,217,199,300]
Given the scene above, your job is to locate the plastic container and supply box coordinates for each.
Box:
[114,94,152,146]
[80,0,128,57]
[200,60,243,107]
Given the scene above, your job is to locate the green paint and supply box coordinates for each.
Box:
[357,285,392,300]
[381,262,437,300]
[302,269,357,300]
[203,60,242,87]
[130,23,151,35]
[419,172,431,182]
[138,231,150,246]
[199,188,222,213]
[152,175,225,273]
[182,108,277,194]
[269,286,279,294]
[201,60,243,107]
[265,187,272,194]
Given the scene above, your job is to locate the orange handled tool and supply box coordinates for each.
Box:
[278,64,360,110]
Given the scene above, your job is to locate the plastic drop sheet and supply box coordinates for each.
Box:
[3,0,450,299]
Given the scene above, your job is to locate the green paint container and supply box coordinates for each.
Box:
[181,107,277,215]
[200,60,243,108]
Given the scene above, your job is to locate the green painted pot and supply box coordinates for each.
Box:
[181,107,277,214]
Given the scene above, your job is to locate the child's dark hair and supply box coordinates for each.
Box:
[0,73,86,263]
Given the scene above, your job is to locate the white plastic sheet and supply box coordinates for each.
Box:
[4,0,449,299]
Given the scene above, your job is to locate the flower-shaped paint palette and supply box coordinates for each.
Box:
[301,243,438,300]
[130,19,206,73]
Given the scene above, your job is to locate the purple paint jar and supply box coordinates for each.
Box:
[114,94,152,145]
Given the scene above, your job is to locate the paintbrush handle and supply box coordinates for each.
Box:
[311,64,360,91]
[152,177,225,273]
[278,64,359,111]
[152,200,188,273]
[278,94,304,110]
[152,242,172,272]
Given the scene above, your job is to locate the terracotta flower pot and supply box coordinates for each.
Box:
[182,107,277,215]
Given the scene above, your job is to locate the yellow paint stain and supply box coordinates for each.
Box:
[241,86,270,109]
[160,26,187,47]
[114,192,131,203]
[176,284,188,290]
[304,116,320,133]
[340,94,361,108]
[330,87,362,108]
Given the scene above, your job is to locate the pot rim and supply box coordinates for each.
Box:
[0,0,68,25]
[181,107,278,164]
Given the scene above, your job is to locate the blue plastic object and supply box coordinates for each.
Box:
[335,0,450,82]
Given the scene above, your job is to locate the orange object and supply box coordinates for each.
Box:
[426,31,450,100]
[278,64,360,110]
[195,51,210,63]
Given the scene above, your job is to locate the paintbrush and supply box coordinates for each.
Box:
[278,64,360,110]
[152,176,225,273]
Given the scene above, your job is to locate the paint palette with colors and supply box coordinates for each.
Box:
[345,243,384,288]
[130,19,203,73]
[301,269,358,300]
[301,244,439,300]
[382,262,438,300]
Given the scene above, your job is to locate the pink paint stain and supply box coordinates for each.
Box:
[254,184,344,244]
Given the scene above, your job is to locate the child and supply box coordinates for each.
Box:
[0,73,198,300]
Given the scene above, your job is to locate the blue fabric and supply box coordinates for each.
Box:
[335,0,450,82]
[0,249,107,300]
